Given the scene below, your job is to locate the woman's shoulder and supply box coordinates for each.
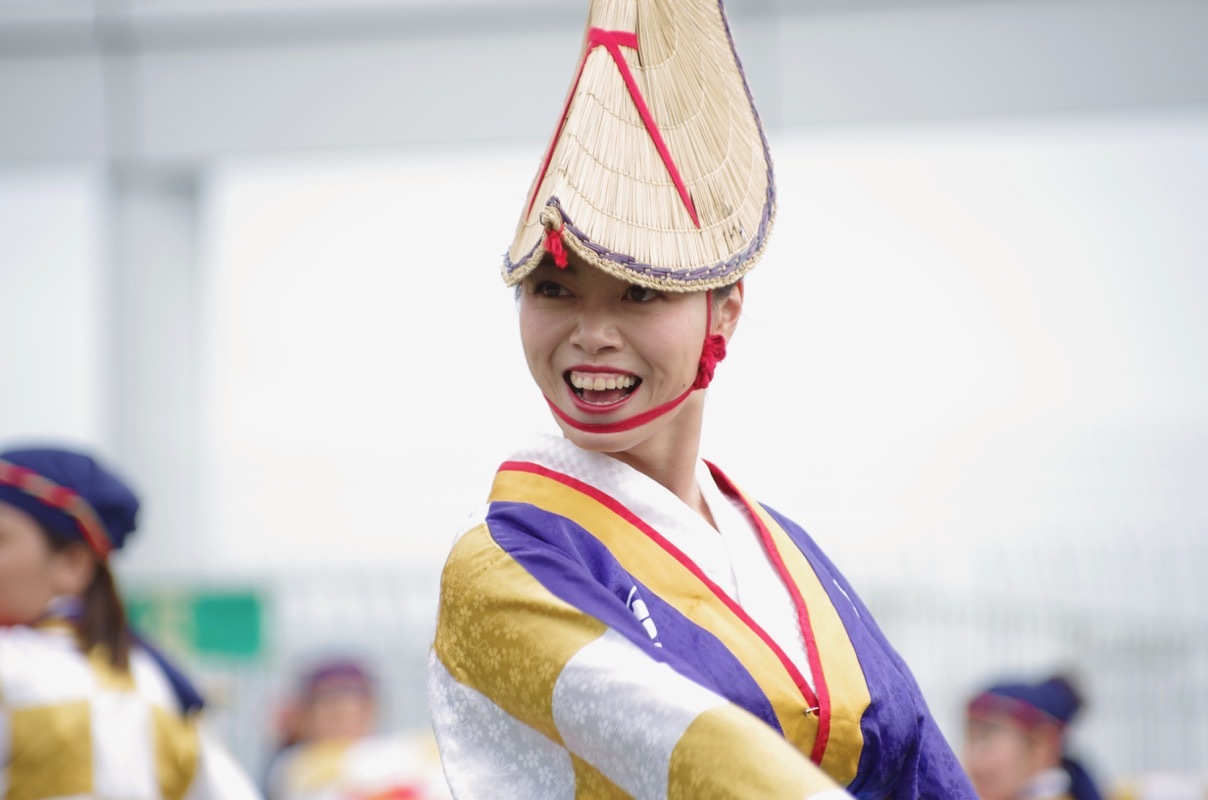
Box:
[704,462,869,609]
[702,460,825,550]
[437,504,521,591]
[0,623,190,714]
[127,641,196,710]
[0,620,77,651]
[0,622,94,704]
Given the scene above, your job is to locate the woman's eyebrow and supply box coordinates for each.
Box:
[536,259,579,275]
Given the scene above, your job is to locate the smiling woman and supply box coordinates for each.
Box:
[424,1,977,798]
[519,261,738,458]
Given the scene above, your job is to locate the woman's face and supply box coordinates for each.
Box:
[964,715,1050,800]
[302,685,377,742]
[0,501,60,625]
[518,258,741,457]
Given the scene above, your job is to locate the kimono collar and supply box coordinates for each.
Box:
[504,434,722,556]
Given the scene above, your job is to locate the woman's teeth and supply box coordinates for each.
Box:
[569,372,637,391]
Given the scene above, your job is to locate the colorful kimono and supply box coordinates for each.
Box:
[429,436,975,799]
[0,621,262,800]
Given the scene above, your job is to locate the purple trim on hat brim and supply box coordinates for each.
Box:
[503,0,776,286]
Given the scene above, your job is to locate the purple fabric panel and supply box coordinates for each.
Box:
[762,504,978,800]
[486,500,783,734]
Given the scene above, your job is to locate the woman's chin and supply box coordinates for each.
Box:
[555,418,643,454]
[545,384,703,456]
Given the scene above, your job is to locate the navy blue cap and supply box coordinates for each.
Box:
[302,656,375,700]
[969,674,1084,728]
[0,446,140,558]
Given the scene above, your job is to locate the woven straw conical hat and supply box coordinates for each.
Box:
[503,0,775,292]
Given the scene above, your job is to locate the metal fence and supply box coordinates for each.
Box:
[174,569,1208,788]
[863,587,1208,783]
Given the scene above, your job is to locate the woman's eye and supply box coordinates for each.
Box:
[625,286,660,303]
[533,281,569,298]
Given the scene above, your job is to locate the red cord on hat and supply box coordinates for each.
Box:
[0,459,113,560]
[545,225,569,268]
[692,289,727,390]
[693,332,727,390]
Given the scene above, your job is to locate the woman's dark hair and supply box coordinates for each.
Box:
[513,273,740,303]
[711,283,735,302]
[48,534,132,671]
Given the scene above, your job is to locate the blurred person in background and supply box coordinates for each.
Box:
[427,0,976,797]
[266,655,450,800]
[964,673,1104,800]
[0,444,261,799]
[1108,771,1206,800]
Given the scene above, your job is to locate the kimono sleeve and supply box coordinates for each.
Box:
[429,521,853,800]
[772,510,978,800]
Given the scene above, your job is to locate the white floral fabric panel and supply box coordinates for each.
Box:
[551,628,727,799]
[428,653,576,800]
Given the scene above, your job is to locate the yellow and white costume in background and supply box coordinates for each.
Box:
[0,621,262,800]
[266,732,451,800]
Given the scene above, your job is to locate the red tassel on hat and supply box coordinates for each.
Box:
[693,333,727,390]
[544,225,569,268]
[693,290,727,390]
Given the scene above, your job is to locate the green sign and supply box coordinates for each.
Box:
[126,589,264,661]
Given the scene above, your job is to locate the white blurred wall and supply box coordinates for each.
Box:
[0,165,106,443]
[187,109,1208,598]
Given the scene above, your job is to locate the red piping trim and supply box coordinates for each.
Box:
[0,460,113,560]
[706,460,832,765]
[498,461,819,715]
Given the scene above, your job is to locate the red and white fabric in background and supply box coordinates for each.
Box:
[265,731,451,800]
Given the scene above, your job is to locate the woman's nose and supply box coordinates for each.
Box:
[568,306,622,354]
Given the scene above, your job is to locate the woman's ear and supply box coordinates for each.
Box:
[1029,722,1066,770]
[715,280,745,341]
[50,542,97,597]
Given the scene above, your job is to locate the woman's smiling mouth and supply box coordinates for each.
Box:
[564,370,642,408]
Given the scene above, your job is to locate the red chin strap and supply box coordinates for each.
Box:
[544,291,728,434]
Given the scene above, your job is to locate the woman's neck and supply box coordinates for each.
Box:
[604,402,717,527]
